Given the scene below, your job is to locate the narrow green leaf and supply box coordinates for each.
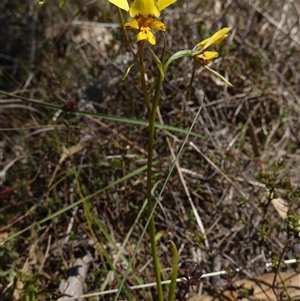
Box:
[2,163,149,245]
[0,90,206,139]
[122,45,142,80]
[164,50,192,73]
[168,240,179,301]
[204,65,233,87]
[122,61,137,80]
[147,44,164,80]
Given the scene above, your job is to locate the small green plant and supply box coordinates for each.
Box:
[17,273,41,301]
[103,1,232,300]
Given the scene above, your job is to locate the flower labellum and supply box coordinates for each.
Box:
[196,51,219,66]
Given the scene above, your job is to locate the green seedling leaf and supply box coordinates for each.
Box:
[155,230,165,242]
[168,240,178,301]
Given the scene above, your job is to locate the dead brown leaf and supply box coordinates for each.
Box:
[59,140,87,165]
[0,232,8,246]
[271,198,289,220]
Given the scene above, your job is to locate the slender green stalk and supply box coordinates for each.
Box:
[135,40,164,301]
[138,42,151,112]
[146,68,164,301]
[188,61,197,102]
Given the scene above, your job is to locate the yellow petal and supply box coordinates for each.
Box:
[129,0,160,18]
[137,27,156,45]
[157,0,177,11]
[124,19,139,29]
[108,0,129,11]
[197,37,209,48]
[203,51,219,60]
[198,27,231,50]
[196,51,219,65]
[150,19,166,31]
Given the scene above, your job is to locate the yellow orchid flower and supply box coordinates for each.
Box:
[192,27,231,65]
[192,27,232,86]
[108,0,177,45]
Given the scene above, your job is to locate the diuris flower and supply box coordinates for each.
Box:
[191,27,233,86]
[192,27,231,66]
[108,0,177,45]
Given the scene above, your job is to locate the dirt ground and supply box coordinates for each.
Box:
[0,0,300,300]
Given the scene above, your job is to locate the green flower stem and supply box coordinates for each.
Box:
[188,61,197,102]
[137,42,163,301]
[139,42,151,112]
[146,67,164,301]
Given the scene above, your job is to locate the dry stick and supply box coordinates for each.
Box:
[48,147,86,252]
[100,199,148,292]
[190,141,270,227]
[58,254,93,301]
[0,156,24,184]
[271,241,293,301]
[226,101,261,153]
[53,0,98,45]
[86,115,148,156]
[241,100,266,173]
[242,100,260,158]
[55,259,299,300]
[203,91,262,108]
[38,235,52,273]
[156,107,209,250]
[189,141,249,201]
[247,0,300,46]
